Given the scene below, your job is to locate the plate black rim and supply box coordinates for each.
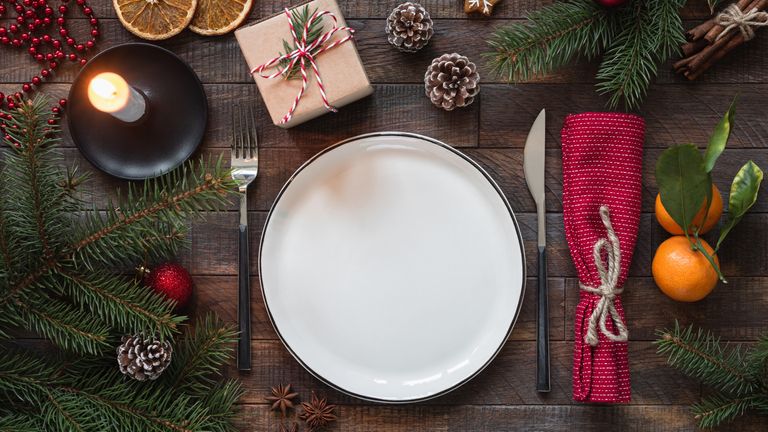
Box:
[66,42,207,180]
[258,131,527,404]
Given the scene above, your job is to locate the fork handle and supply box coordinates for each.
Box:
[237,222,252,371]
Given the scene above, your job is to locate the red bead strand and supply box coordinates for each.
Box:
[0,0,98,140]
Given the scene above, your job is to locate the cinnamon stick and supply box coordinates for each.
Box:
[686,29,739,72]
[673,56,695,73]
[675,0,768,79]
[686,33,746,80]
[689,0,768,70]
[684,9,768,79]
[687,19,717,41]
[681,39,709,57]
[705,0,761,42]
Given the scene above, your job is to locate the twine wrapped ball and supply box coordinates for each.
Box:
[424,53,480,111]
[385,2,434,52]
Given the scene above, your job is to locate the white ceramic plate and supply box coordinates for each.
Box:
[260,133,525,403]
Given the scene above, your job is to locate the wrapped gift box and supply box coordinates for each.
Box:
[235,0,373,128]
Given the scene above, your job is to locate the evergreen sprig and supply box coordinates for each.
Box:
[278,5,325,79]
[656,322,768,428]
[0,315,243,432]
[0,96,243,430]
[486,0,686,110]
[487,0,611,83]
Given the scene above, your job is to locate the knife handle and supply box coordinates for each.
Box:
[536,246,551,393]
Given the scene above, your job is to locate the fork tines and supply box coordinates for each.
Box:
[231,105,257,160]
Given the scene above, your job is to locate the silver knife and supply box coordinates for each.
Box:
[524,108,550,393]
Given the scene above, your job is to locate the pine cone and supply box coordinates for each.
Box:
[117,334,173,381]
[424,53,480,111]
[385,2,434,52]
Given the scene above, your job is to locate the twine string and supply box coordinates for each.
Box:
[579,205,629,347]
[715,4,768,41]
[250,8,355,124]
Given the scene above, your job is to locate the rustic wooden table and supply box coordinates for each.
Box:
[4,0,767,430]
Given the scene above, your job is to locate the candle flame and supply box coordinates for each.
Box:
[87,72,132,114]
[90,77,118,100]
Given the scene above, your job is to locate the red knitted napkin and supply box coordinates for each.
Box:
[561,112,645,403]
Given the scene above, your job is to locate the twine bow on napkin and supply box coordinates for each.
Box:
[579,206,629,347]
[715,4,768,41]
[250,8,355,124]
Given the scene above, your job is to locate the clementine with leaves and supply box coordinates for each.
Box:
[653,99,763,301]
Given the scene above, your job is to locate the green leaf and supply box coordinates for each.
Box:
[703,99,736,173]
[656,144,712,233]
[716,160,764,250]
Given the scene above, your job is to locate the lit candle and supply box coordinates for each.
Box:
[87,72,147,123]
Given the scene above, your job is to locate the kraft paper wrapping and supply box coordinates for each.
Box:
[235,0,373,128]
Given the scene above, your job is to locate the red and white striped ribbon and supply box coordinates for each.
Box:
[250,8,355,124]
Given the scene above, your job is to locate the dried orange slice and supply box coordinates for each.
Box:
[189,0,253,36]
[114,0,198,41]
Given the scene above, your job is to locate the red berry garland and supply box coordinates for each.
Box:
[0,0,99,142]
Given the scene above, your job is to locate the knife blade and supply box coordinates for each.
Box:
[523,108,550,393]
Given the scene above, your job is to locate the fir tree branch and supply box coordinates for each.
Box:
[56,270,183,338]
[45,391,87,432]
[28,143,54,258]
[595,0,656,109]
[596,0,685,109]
[0,96,242,430]
[656,322,759,396]
[2,101,74,278]
[0,158,234,310]
[57,386,197,432]
[279,5,325,79]
[72,158,234,269]
[486,0,610,82]
[163,314,238,392]
[198,380,243,432]
[0,412,41,432]
[0,209,13,282]
[19,297,110,354]
[0,348,241,432]
[692,393,761,429]
[651,0,687,60]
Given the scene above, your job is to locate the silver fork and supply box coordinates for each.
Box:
[231,105,258,371]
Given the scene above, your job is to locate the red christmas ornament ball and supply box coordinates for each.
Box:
[145,262,193,309]
[593,0,628,6]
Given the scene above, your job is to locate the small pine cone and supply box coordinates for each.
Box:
[385,2,434,52]
[117,334,173,381]
[424,53,480,111]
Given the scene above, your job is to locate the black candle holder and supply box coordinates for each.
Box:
[67,43,208,180]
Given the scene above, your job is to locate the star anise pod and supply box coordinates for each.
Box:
[266,384,299,417]
[299,392,337,430]
[278,422,299,432]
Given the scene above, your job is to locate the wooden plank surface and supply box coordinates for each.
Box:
[2,0,767,430]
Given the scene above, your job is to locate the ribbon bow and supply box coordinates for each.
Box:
[715,4,768,41]
[579,205,629,347]
[250,8,355,124]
